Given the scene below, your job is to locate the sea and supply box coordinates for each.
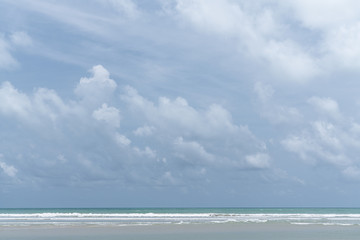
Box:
[1,207,360,227]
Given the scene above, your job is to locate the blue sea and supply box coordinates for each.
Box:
[1,208,360,227]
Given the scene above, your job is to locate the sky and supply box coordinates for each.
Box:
[1,0,360,208]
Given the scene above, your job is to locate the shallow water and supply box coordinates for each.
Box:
[1,223,360,240]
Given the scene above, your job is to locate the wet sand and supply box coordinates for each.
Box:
[1,222,360,240]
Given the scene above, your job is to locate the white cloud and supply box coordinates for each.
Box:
[122,86,251,138]
[245,153,270,169]
[282,121,350,167]
[122,85,268,171]
[33,88,70,122]
[0,81,73,125]
[263,40,321,81]
[0,36,18,69]
[92,103,121,128]
[312,121,342,150]
[133,125,155,136]
[114,132,131,147]
[104,0,140,18]
[0,81,31,118]
[308,96,341,120]
[10,31,33,47]
[175,0,244,35]
[133,146,156,159]
[283,0,360,30]
[174,0,320,82]
[282,108,360,179]
[324,23,360,69]
[254,81,274,102]
[75,65,117,107]
[174,137,214,164]
[0,64,273,190]
[343,166,360,180]
[281,1,360,72]
[0,161,18,178]
[254,82,302,124]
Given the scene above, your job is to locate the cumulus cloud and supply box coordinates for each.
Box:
[122,85,268,172]
[254,82,302,124]
[282,97,360,179]
[281,0,360,72]
[174,0,321,82]
[133,125,155,136]
[0,81,74,126]
[283,0,360,30]
[114,132,131,147]
[92,103,121,128]
[122,86,253,139]
[245,153,270,169]
[263,40,321,81]
[174,137,215,164]
[0,157,18,178]
[133,146,156,159]
[0,82,31,118]
[0,64,273,191]
[75,65,117,107]
[308,96,341,120]
[324,23,360,69]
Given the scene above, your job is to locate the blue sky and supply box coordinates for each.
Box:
[1,0,360,207]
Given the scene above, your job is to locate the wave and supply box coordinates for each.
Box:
[1,212,360,226]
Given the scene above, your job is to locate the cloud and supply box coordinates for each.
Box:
[281,0,360,72]
[174,137,215,164]
[0,61,273,192]
[133,146,156,159]
[245,153,270,169]
[282,121,350,167]
[133,125,155,136]
[10,31,33,47]
[174,0,321,82]
[254,82,302,124]
[308,96,341,120]
[0,156,18,178]
[263,40,321,81]
[343,166,360,180]
[75,65,117,107]
[0,81,73,126]
[103,0,140,18]
[92,103,121,128]
[282,96,360,179]
[324,23,360,70]
[0,35,18,69]
[283,0,360,30]
[0,82,31,118]
[122,85,268,172]
[122,86,253,139]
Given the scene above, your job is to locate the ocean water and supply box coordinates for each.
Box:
[1,208,360,227]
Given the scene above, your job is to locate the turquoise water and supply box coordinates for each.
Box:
[1,208,360,226]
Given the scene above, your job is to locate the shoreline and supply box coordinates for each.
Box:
[1,222,360,240]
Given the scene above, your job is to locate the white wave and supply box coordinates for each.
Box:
[2,212,360,227]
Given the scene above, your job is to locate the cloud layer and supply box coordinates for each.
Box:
[2,0,360,206]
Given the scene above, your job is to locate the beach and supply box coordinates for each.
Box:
[1,222,360,240]
[2,208,360,239]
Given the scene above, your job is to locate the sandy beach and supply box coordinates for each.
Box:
[1,222,360,240]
